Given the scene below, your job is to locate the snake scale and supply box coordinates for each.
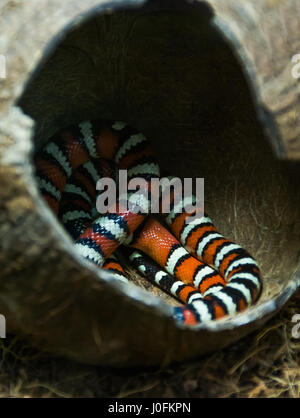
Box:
[35,119,262,325]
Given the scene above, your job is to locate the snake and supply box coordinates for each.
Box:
[35,119,262,325]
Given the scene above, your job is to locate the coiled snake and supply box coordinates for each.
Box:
[35,120,262,325]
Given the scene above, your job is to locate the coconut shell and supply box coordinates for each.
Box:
[0,0,299,366]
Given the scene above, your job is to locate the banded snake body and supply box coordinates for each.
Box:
[35,120,262,325]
